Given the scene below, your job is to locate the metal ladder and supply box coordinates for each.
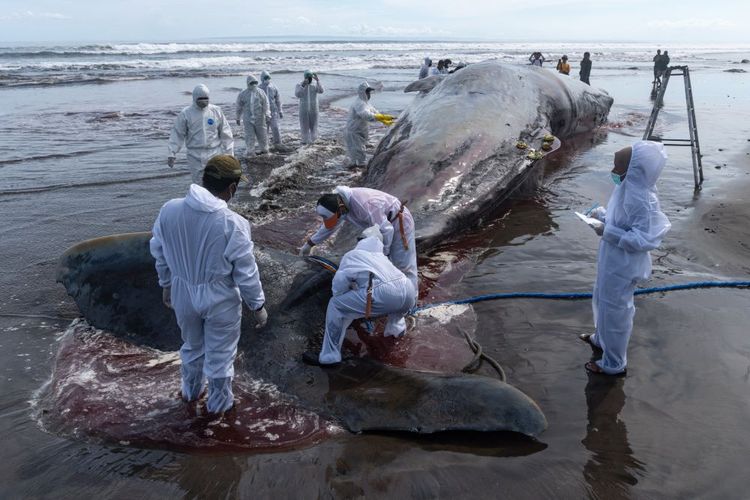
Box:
[643,65,704,190]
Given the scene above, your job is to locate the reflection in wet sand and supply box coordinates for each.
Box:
[582,360,645,499]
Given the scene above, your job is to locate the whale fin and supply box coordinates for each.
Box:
[404,75,442,94]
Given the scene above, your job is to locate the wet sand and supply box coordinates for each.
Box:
[2,63,750,498]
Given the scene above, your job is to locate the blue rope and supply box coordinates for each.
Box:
[411,280,750,314]
[303,257,750,315]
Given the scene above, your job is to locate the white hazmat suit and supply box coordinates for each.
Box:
[150,184,265,413]
[419,57,431,79]
[588,141,671,374]
[318,229,416,364]
[295,71,324,144]
[168,85,234,184]
[308,186,418,300]
[259,70,283,146]
[236,74,271,155]
[344,81,379,167]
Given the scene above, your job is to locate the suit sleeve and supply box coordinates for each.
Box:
[602,204,667,253]
[167,111,187,157]
[309,218,343,245]
[236,92,245,122]
[225,216,265,309]
[149,210,172,288]
[218,110,234,156]
[274,87,282,114]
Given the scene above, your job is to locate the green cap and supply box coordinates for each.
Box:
[204,155,247,183]
[304,69,315,78]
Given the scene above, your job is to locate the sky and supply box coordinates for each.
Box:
[1,0,749,44]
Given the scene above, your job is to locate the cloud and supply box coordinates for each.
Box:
[0,10,70,21]
[647,18,736,29]
[329,23,452,37]
[271,16,314,29]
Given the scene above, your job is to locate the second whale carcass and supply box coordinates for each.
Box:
[365,61,614,248]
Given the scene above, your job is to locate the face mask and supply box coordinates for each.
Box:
[196,99,209,109]
[611,172,624,185]
[365,89,372,100]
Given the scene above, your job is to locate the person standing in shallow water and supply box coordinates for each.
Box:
[529,52,545,67]
[579,141,671,376]
[556,55,571,75]
[150,155,268,415]
[295,70,324,145]
[652,49,662,83]
[580,52,592,85]
[167,84,234,185]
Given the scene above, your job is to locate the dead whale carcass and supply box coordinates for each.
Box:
[365,61,613,248]
[44,231,547,448]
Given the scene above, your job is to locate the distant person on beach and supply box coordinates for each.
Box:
[167,84,234,184]
[661,50,670,70]
[295,70,324,145]
[236,74,271,156]
[580,52,592,85]
[303,225,416,366]
[259,70,284,147]
[652,49,663,82]
[430,60,442,76]
[579,141,671,376]
[441,59,452,74]
[556,55,570,75]
[529,52,545,67]
[150,155,268,415]
[419,57,432,79]
[653,50,670,85]
[343,81,394,168]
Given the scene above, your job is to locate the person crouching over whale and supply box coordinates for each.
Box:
[299,185,418,302]
[150,155,268,415]
[580,141,671,376]
[304,226,416,365]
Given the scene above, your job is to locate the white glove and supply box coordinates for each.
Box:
[590,220,604,236]
[588,206,606,222]
[253,306,268,329]
[299,241,313,256]
[162,287,172,309]
[167,157,175,168]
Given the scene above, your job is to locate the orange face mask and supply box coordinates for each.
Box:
[323,212,339,229]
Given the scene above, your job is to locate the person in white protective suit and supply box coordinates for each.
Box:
[419,57,432,79]
[294,69,324,144]
[306,225,417,365]
[344,81,394,168]
[298,186,418,301]
[167,84,234,184]
[150,155,268,414]
[236,74,271,156]
[258,70,283,146]
[579,141,671,376]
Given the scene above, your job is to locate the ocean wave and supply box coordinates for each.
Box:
[2,41,749,58]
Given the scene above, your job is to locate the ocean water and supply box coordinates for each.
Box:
[2,39,750,498]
